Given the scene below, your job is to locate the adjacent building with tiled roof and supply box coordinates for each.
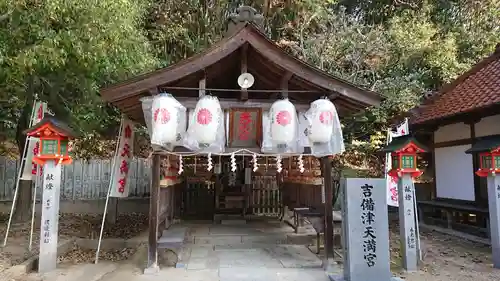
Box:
[411,44,500,126]
[411,44,500,239]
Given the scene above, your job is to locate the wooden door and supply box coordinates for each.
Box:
[181,181,215,220]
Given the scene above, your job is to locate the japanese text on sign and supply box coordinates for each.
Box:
[238,112,252,141]
[497,185,500,199]
[404,185,412,201]
[110,118,135,197]
[361,184,377,267]
[118,129,132,193]
[407,227,416,249]
[43,219,50,244]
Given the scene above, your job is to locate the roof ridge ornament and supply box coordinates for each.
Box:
[226,6,264,36]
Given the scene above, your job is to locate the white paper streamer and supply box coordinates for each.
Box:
[298,154,305,173]
[207,153,213,171]
[276,155,282,173]
[230,152,237,172]
[178,155,184,175]
[252,153,258,172]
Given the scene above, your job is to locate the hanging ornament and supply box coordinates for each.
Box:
[307,98,335,144]
[178,155,184,175]
[189,96,222,147]
[207,153,213,171]
[252,153,258,172]
[269,99,297,147]
[229,172,236,186]
[276,155,282,173]
[150,94,181,146]
[298,154,305,173]
[230,152,237,172]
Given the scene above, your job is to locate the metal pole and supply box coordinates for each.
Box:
[3,102,37,247]
[28,166,41,251]
[95,117,124,264]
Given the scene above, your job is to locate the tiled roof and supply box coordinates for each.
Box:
[411,47,500,124]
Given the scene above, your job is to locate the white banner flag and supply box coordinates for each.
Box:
[109,118,135,198]
[21,102,47,181]
[386,118,409,207]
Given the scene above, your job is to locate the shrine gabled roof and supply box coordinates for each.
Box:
[381,135,428,153]
[99,23,382,123]
[465,135,500,154]
[24,117,78,138]
[410,45,500,125]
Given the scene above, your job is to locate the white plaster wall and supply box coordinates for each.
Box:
[434,122,470,143]
[434,145,475,201]
[474,114,500,137]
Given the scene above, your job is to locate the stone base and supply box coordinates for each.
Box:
[143,263,160,275]
[328,274,404,281]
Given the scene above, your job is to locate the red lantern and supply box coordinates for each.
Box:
[381,136,427,178]
[24,118,77,166]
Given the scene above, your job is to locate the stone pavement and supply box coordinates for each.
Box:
[25,244,332,281]
[19,221,334,281]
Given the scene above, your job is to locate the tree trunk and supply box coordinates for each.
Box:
[13,81,34,222]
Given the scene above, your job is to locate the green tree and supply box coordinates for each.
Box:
[0,0,157,220]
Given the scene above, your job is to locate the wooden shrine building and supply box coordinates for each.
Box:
[100,6,382,272]
[407,44,500,238]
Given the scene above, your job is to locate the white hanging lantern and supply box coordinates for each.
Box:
[308,99,335,144]
[269,99,297,146]
[151,94,180,146]
[190,96,222,146]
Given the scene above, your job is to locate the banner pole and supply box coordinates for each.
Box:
[95,117,124,264]
[28,166,41,251]
[3,101,38,247]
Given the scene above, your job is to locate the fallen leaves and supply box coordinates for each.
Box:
[57,244,136,264]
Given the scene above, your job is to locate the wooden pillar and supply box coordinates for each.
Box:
[145,154,161,274]
[321,157,334,260]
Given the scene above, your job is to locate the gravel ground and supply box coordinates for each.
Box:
[3,214,500,280]
[0,213,148,273]
[391,228,500,281]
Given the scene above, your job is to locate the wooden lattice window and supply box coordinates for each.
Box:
[495,156,500,169]
[402,155,415,169]
[42,140,57,155]
[481,155,492,169]
[392,155,399,168]
[60,140,68,155]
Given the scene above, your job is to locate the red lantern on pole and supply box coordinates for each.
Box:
[24,118,77,166]
[381,135,427,178]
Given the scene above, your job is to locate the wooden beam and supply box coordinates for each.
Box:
[240,44,249,101]
[280,71,293,98]
[148,87,159,95]
[199,77,206,97]
[147,154,161,272]
[433,138,473,148]
[321,157,334,261]
[470,122,483,206]
[430,133,437,199]
[175,97,311,111]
